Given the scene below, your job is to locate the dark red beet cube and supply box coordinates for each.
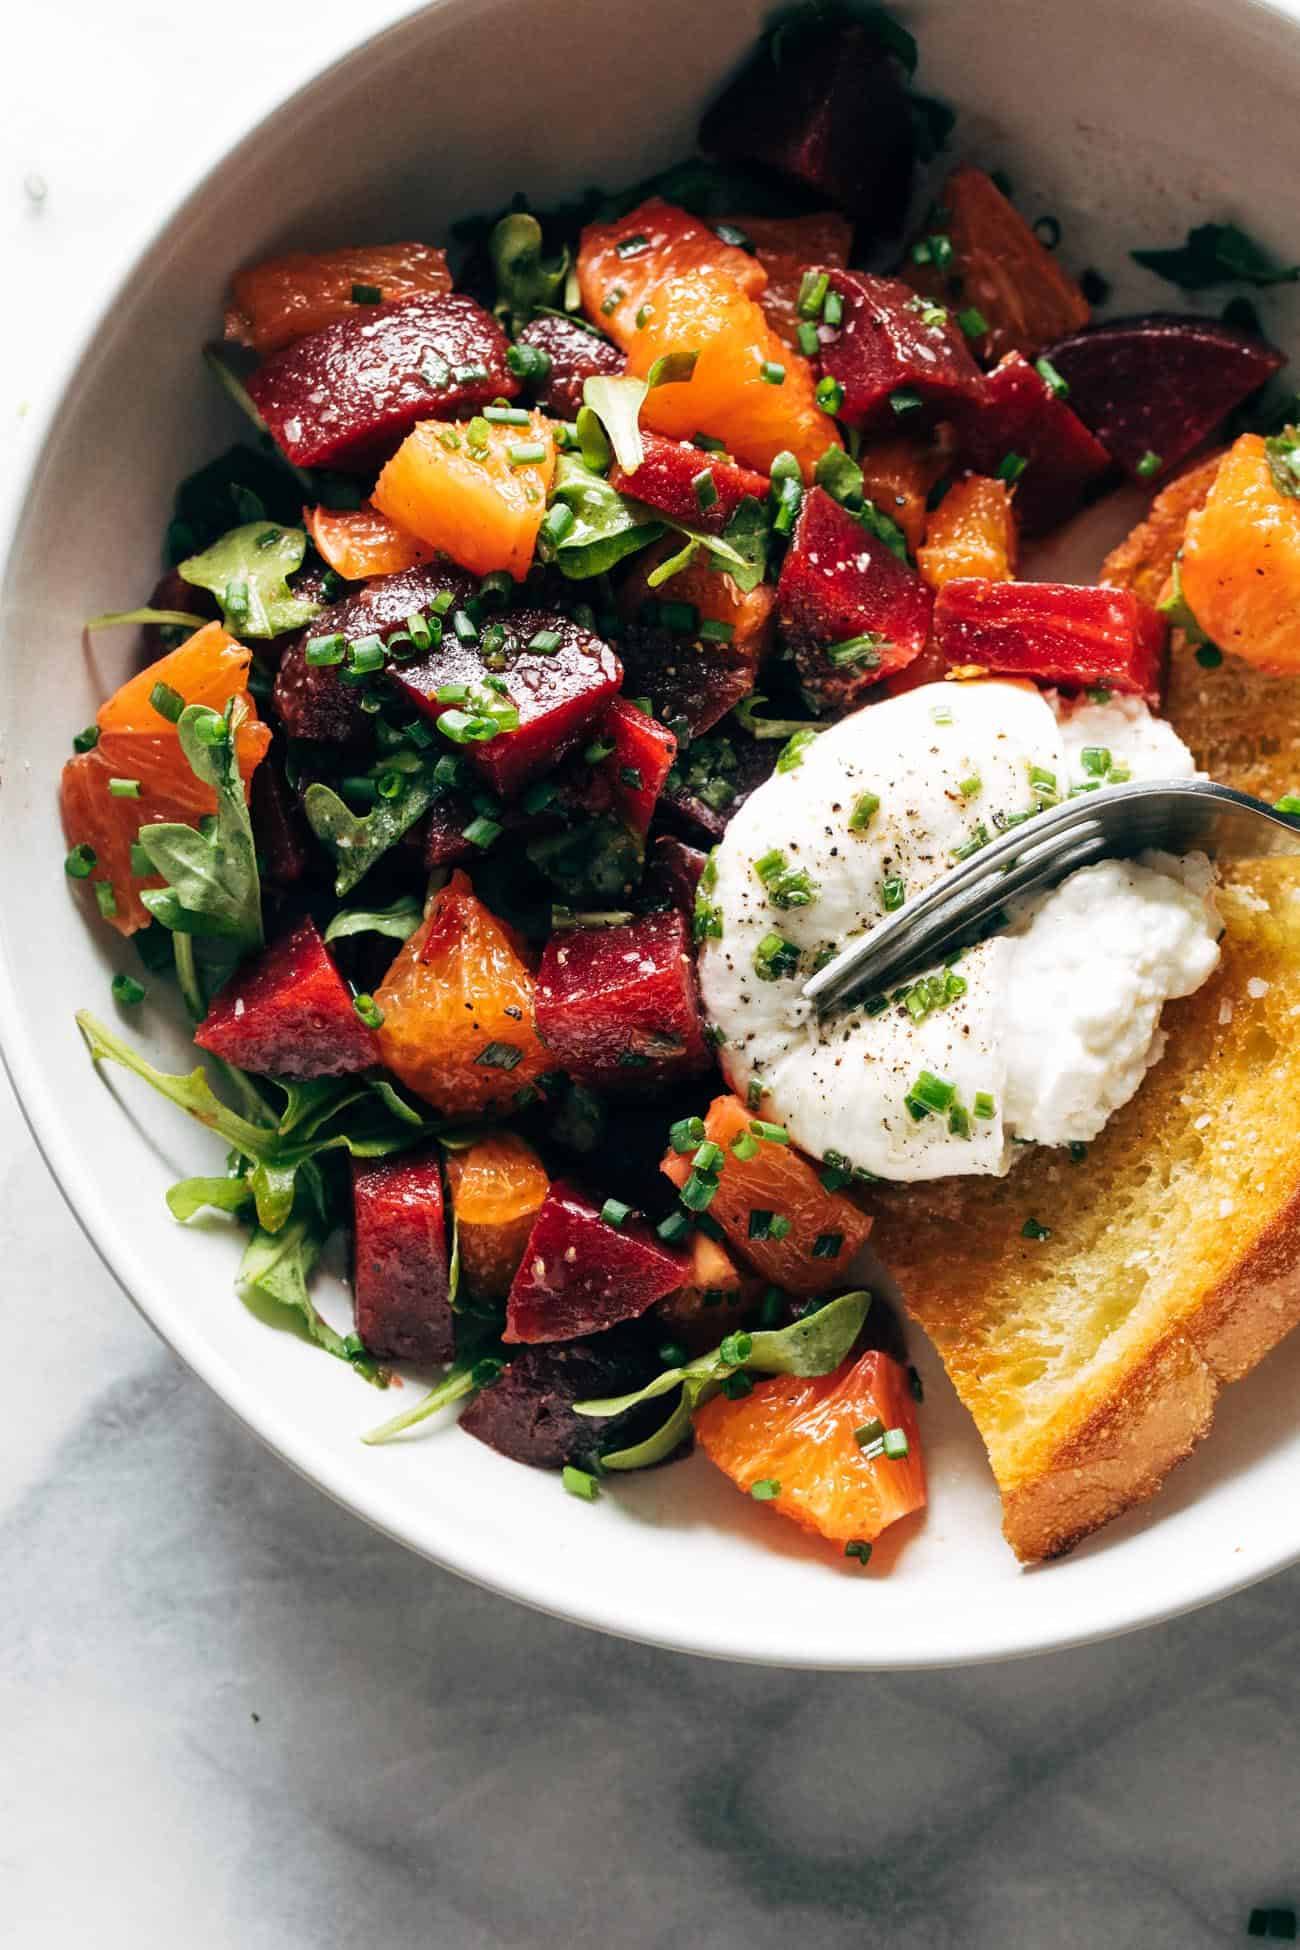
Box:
[956,352,1112,535]
[351,1146,452,1365]
[777,486,933,714]
[818,271,985,432]
[700,18,915,241]
[1041,313,1285,482]
[273,563,472,749]
[611,434,769,535]
[616,616,763,741]
[504,1181,689,1344]
[535,908,710,1092]
[933,579,1168,706]
[249,747,309,886]
[593,698,677,838]
[461,1323,664,1469]
[194,917,376,1078]
[657,727,779,847]
[514,314,625,420]
[645,834,709,918]
[247,292,518,473]
[394,609,622,798]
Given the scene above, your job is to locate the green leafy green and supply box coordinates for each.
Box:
[1132,221,1300,290]
[576,1289,872,1468]
[323,893,423,947]
[812,448,909,561]
[79,1010,279,1160]
[1266,425,1300,498]
[136,704,263,951]
[582,374,648,473]
[733,695,822,741]
[303,771,442,895]
[178,521,323,639]
[368,1078,429,1128]
[548,453,665,579]
[489,211,569,330]
[362,1345,505,1442]
[1157,554,1212,648]
[85,607,208,634]
[713,494,769,593]
[239,1211,386,1386]
[527,816,643,903]
[166,1175,255,1222]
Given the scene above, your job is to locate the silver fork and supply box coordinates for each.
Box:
[802,779,1300,1014]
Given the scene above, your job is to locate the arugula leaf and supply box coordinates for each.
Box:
[575,1288,872,1471]
[1132,221,1300,290]
[323,893,423,946]
[303,771,442,895]
[1157,555,1212,647]
[362,1345,505,1443]
[713,494,769,593]
[248,1157,299,1234]
[179,521,323,639]
[368,1078,429,1128]
[239,1211,387,1386]
[582,374,648,473]
[812,449,909,562]
[166,1175,254,1222]
[733,694,822,741]
[490,211,569,331]
[79,1010,280,1161]
[1266,425,1300,498]
[85,607,208,634]
[137,704,263,951]
[548,453,665,579]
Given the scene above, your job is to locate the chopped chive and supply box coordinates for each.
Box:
[910,233,953,270]
[656,1209,691,1244]
[149,681,185,723]
[957,306,989,337]
[719,1331,753,1366]
[353,993,384,1029]
[753,933,801,981]
[615,232,649,258]
[1196,642,1224,669]
[475,1040,523,1071]
[1022,1216,1052,1240]
[64,843,97,879]
[348,637,386,674]
[811,1231,843,1260]
[973,1091,996,1120]
[699,618,734,643]
[72,724,101,753]
[882,1427,910,1459]
[720,1371,753,1399]
[1136,449,1163,479]
[668,1115,706,1153]
[601,1197,633,1228]
[107,777,141,798]
[826,633,884,669]
[750,1120,789,1144]
[750,1478,781,1500]
[815,375,845,414]
[506,342,552,382]
[905,1070,957,1119]
[657,599,698,634]
[679,1168,720,1212]
[952,821,991,862]
[507,439,547,466]
[797,270,830,318]
[583,737,615,764]
[528,628,562,655]
[777,727,819,773]
[562,1465,600,1501]
[692,467,719,512]
[712,221,753,251]
[881,875,906,912]
[539,502,576,552]
[731,1130,759,1162]
[822,290,843,328]
[855,1417,885,1449]
[600,286,625,315]
[1034,355,1070,398]
[462,815,502,849]
[959,774,982,798]
[848,790,880,832]
[772,473,803,537]
[111,973,146,1007]
[94,882,118,919]
[798,322,821,357]
[844,1539,873,1565]
[451,609,479,645]
[997,451,1029,485]
[890,389,923,415]
[483,405,531,426]
[759,360,786,386]
[351,281,382,304]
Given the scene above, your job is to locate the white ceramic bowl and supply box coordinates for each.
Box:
[6,0,1300,1669]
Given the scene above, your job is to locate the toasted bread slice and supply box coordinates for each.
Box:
[867,503,1300,1560]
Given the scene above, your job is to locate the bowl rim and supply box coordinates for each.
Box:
[7,0,1300,1671]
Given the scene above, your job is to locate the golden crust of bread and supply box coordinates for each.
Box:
[867,619,1300,1561]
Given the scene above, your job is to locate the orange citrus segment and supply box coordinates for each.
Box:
[444,1131,550,1301]
[303,502,435,581]
[859,437,947,555]
[728,211,853,348]
[373,411,555,581]
[577,197,767,352]
[625,271,840,478]
[60,622,269,934]
[1174,434,1300,672]
[373,871,549,1114]
[662,1092,872,1294]
[224,243,453,355]
[917,474,1019,590]
[694,1347,926,1545]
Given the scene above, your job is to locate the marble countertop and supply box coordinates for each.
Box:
[5,6,1300,1943]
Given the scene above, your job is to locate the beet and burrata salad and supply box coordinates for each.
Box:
[61,3,1300,1566]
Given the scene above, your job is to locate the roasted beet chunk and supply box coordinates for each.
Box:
[592,698,677,838]
[777,486,933,713]
[273,562,472,749]
[514,314,625,419]
[194,917,376,1078]
[247,292,518,473]
[1041,314,1286,482]
[504,1181,689,1344]
[956,352,1112,535]
[461,1323,664,1469]
[818,271,985,432]
[700,17,915,241]
[611,434,769,534]
[536,910,710,1092]
[645,834,709,918]
[657,726,779,846]
[393,609,622,797]
[933,579,1168,705]
[351,1147,452,1364]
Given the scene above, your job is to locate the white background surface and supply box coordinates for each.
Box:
[4,3,1300,1943]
